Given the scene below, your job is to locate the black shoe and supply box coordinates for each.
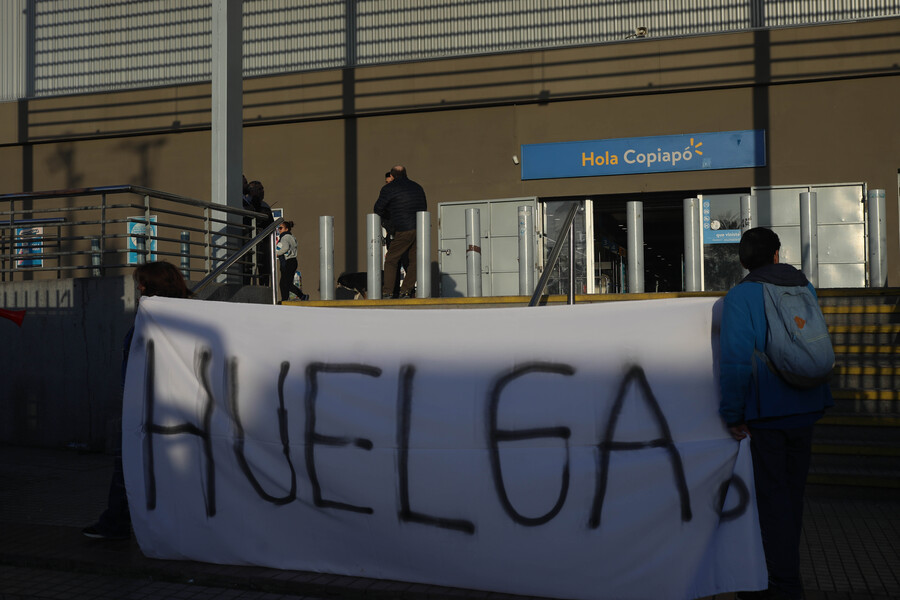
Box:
[398,291,414,299]
[82,524,130,541]
[299,293,310,301]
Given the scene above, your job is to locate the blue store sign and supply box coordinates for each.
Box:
[521,130,765,180]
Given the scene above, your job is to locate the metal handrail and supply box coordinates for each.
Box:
[192,218,282,304]
[529,202,580,307]
[0,185,270,282]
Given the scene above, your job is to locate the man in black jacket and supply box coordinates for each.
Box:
[374,165,427,298]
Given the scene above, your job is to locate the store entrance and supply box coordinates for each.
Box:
[549,188,745,293]
[592,192,685,293]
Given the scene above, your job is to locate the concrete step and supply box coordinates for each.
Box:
[817,289,900,306]
[831,389,900,415]
[829,365,900,389]
[828,324,900,346]
[833,344,900,356]
[821,303,900,326]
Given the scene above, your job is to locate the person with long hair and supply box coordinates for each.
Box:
[133,261,193,300]
[83,261,191,540]
[275,220,309,302]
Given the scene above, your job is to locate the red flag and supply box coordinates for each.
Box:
[0,308,26,327]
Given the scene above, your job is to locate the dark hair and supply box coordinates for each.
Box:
[390,165,407,179]
[247,180,264,202]
[280,220,294,232]
[134,261,192,298]
[384,172,391,178]
[739,227,781,271]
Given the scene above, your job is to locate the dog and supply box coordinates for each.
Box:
[337,269,408,299]
[337,271,370,299]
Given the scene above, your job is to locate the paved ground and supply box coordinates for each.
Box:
[0,445,897,600]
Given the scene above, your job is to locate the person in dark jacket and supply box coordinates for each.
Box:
[242,179,275,286]
[83,262,193,540]
[374,165,427,298]
[719,228,833,600]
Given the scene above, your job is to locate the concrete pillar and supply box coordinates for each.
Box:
[319,216,334,300]
[518,205,535,296]
[465,208,482,297]
[416,211,431,298]
[626,201,644,293]
[740,195,757,234]
[683,197,702,292]
[211,0,243,278]
[867,189,887,287]
[367,214,382,300]
[800,191,818,287]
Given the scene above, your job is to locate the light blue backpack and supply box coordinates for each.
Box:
[757,283,835,389]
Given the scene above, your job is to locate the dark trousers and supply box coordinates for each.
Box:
[97,422,130,535]
[382,229,417,297]
[749,426,814,600]
[279,257,304,302]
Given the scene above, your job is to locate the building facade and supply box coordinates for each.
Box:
[1,1,899,294]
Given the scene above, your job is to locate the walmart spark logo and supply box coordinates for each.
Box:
[687,138,703,156]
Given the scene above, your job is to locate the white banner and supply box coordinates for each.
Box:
[122,297,766,600]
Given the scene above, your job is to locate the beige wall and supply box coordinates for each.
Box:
[2,18,898,292]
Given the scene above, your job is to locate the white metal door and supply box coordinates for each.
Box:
[752,183,866,288]
[438,197,541,297]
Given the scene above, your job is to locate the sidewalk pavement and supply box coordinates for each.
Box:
[1,444,897,600]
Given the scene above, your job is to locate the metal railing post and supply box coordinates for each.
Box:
[465,208,482,297]
[367,213,382,300]
[740,194,757,277]
[251,217,258,280]
[800,191,818,287]
[626,201,644,293]
[320,215,335,300]
[269,232,277,304]
[136,234,147,265]
[180,231,190,280]
[204,207,211,274]
[100,193,107,275]
[567,217,575,304]
[867,189,887,287]
[91,238,101,277]
[683,197,702,292]
[143,194,152,263]
[416,211,431,298]
[518,205,535,296]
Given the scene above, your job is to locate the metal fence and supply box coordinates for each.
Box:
[0,185,268,283]
[2,0,899,100]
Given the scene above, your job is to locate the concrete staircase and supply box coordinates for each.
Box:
[811,289,900,493]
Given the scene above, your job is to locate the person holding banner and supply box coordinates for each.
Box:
[719,228,833,600]
[83,261,193,540]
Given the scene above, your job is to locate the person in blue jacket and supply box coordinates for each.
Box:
[720,227,833,600]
